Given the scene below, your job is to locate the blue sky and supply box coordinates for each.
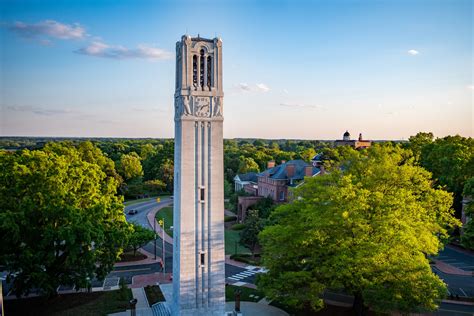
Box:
[1,0,472,139]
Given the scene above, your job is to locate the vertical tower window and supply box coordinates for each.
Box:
[193,55,198,89]
[200,187,205,201]
[207,56,212,89]
[200,49,205,89]
[200,252,205,266]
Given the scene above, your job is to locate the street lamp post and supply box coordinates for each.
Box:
[159,219,165,275]
[162,219,166,275]
[153,216,157,260]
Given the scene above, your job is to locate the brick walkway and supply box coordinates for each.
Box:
[433,259,472,276]
[132,272,172,288]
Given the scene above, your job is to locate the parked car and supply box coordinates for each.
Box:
[128,209,138,215]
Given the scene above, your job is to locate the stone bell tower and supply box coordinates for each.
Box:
[172,35,225,316]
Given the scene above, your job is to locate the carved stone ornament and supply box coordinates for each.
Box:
[213,96,222,117]
[194,96,210,117]
[182,96,192,116]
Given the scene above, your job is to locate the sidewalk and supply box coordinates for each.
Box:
[432,260,472,276]
[147,203,174,244]
[225,255,249,268]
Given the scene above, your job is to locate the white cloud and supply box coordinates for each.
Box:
[282,89,289,94]
[8,20,86,40]
[407,49,419,56]
[256,83,270,92]
[468,85,474,90]
[75,41,172,60]
[236,83,270,93]
[238,83,252,91]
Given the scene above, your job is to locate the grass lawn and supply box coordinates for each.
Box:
[4,289,133,316]
[225,285,264,302]
[124,195,170,206]
[225,229,250,255]
[155,206,174,237]
[144,285,166,306]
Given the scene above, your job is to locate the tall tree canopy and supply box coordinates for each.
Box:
[118,152,144,181]
[416,135,474,215]
[0,142,131,296]
[258,144,459,315]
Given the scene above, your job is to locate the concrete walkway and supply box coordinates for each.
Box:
[147,204,174,244]
[225,301,288,315]
[108,287,152,316]
[132,287,150,308]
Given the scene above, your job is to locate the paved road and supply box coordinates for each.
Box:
[433,268,474,298]
[434,302,474,316]
[435,246,474,272]
[124,198,172,229]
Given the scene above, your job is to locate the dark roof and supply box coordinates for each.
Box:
[236,172,258,182]
[311,153,324,161]
[258,159,320,183]
[343,130,350,137]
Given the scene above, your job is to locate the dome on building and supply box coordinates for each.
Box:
[343,130,350,137]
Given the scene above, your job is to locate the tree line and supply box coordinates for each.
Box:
[0,133,472,311]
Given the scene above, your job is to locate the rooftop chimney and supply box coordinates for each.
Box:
[267,160,275,169]
[304,165,313,177]
[286,163,295,178]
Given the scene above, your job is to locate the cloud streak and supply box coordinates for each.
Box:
[279,103,326,110]
[75,41,172,60]
[8,20,86,40]
[236,83,270,93]
[6,105,75,116]
[407,49,419,56]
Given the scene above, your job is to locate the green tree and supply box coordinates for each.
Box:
[0,143,131,297]
[126,224,155,256]
[224,178,233,198]
[418,135,474,216]
[118,152,143,181]
[144,179,167,195]
[407,132,434,161]
[298,148,316,162]
[258,145,458,315]
[157,158,174,193]
[238,156,260,173]
[240,209,263,258]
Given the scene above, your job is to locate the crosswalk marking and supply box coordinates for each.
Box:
[227,267,262,281]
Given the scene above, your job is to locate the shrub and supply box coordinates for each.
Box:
[231,223,246,230]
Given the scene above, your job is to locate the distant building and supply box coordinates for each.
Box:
[235,159,320,222]
[257,159,320,202]
[233,172,258,192]
[334,130,372,149]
